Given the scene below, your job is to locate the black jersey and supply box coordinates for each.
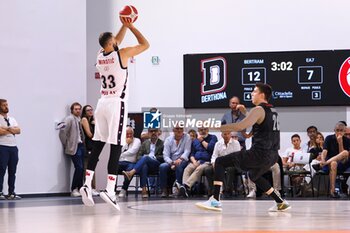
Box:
[251,103,280,151]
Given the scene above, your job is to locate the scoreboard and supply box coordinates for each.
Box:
[184,50,350,108]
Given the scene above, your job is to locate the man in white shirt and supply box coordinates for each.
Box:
[118,126,141,197]
[282,134,305,196]
[204,131,241,197]
[0,99,21,200]
[282,134,304,168]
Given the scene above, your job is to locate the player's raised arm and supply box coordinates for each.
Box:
[220,106,265,132]
[115,23,127,46]
[119,17,150,66]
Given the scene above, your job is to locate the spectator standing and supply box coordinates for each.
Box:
[0,99,21,200]
[81,105,99,196]
[59,102,85,197]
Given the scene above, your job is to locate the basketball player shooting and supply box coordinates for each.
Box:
[80,16,149,210]
[196,83,291,212]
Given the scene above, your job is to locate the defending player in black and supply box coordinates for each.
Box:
[196,83,290,212]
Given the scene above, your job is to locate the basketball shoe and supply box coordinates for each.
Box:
[195,196,222,212]
[100,190,120,211]
[268,200,291,212]
[80,185,95,207]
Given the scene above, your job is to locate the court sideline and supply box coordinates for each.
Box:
[1,197,350,233]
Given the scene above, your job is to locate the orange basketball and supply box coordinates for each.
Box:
[119,5,138,23]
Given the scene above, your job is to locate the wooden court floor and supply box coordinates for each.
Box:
[1,196,350,233]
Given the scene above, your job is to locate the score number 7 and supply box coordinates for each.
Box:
[307,70,314,80]
[298,66,322,84]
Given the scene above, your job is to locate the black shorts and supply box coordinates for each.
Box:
[217,149,279,181]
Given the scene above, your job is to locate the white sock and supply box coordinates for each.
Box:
[84,169,94,188]
[106,174,117,194]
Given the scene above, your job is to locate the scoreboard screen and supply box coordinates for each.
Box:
[184,50,350,108]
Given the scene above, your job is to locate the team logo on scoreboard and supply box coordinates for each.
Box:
[339,57,350,98]
[200,57,227,103]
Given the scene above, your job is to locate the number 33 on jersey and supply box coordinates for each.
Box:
[96,49,128,99]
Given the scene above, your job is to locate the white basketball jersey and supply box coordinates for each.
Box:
[96,49,128,99]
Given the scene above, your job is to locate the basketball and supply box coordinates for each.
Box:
[119,5,138,23]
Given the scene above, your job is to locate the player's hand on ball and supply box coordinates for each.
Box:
[119,16,134,27]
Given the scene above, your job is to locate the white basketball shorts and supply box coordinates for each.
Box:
[93,97,127,145]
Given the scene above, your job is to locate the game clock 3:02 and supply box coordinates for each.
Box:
[271,61,293,71]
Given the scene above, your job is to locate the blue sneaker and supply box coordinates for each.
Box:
[195,196,222,212]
